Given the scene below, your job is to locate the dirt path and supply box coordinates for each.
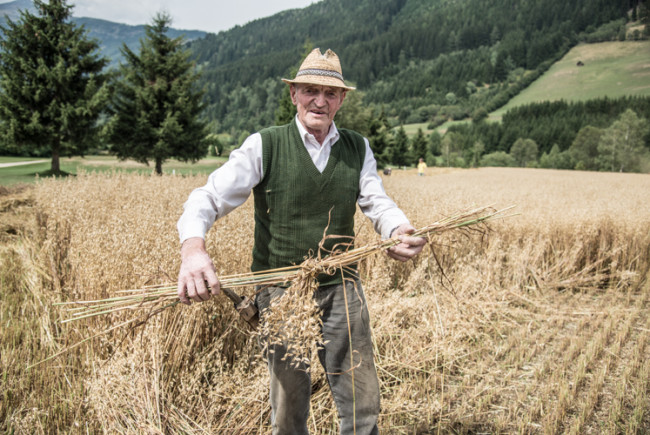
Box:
[0,160,47,168]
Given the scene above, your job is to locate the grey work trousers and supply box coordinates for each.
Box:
[255,279,380,435]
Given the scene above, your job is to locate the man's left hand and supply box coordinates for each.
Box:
[387,224,427,262]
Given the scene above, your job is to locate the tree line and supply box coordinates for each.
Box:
[334,95,650,173]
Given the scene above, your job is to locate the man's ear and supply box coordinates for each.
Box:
[340,90,347,104]
[290,84,298,105]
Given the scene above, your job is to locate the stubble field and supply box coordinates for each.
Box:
[1,167,649,433]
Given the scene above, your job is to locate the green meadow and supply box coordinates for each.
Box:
[399,40,650,135]
[490,40,650,120]
[0,156,227,186]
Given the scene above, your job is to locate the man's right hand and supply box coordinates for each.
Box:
[177,237,221,305]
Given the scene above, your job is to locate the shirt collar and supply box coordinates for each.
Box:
[294,115,340,148]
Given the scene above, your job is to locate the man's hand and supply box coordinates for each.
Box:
[177,237,221,305]
[386,224,427,262]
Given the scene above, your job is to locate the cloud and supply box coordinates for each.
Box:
[73,0,167,26]
[71,0,318,33]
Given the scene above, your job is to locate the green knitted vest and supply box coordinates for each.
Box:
[251,120,366,286]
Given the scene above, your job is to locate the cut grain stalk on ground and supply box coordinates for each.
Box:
[2,168,650,433]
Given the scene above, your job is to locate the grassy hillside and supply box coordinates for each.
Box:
[490,40,650,120]
[401,40,650,136]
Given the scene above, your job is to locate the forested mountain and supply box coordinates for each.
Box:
[0,0,206,67]
[188,0,635,134]
[73,18,205,67]
[0,0,33,20]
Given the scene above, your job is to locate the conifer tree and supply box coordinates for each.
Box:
[275,84,297,126]
[367,107,392,169]
[107,13,206,175]
[392,126,410,167]
[428,131,442,156]
[0,0,108,174]
[275,42,313,126]
[335,89,371,137]
[411,128,428,161]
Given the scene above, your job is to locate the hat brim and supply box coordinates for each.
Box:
[281,76,356,91]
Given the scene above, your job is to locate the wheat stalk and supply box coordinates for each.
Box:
[34,205,514,368]
[56,205,514,322]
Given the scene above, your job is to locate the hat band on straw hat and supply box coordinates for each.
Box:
[296,68,344,81]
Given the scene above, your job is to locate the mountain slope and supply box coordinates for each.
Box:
[74,17,205,67]
[491,40,650,119]
[187,0,632,133]
[0,0,32,21]
[0,0,206,67]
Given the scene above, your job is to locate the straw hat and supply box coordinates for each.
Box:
[282,48,356,91]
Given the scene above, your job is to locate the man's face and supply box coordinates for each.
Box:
[290,84,346,139]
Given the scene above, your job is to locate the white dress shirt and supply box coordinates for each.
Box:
[177,117,409,243]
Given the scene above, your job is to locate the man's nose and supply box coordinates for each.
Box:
[314,92,326,106]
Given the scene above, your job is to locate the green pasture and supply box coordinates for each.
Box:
[0,155,227,186]
[0,156,45,163]
[399,119,471,138]
[401,123,429,136]
[434,119,470,134]
[490,40,650,120]
[399,40,650,133]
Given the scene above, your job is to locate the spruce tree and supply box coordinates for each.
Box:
[392,126,410,167]
[275,42,313,126]
[411,128,428,161]
[108,13,206,175]
[275,84,297,126]
[367,108,391,169]
[0,0,108,174]
[335,90,371,137]
[428,131,442,156]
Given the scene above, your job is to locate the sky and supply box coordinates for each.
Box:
[4,0,320,33]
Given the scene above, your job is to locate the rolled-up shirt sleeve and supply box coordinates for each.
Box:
[177,133,263,243]
[357,138,410,239]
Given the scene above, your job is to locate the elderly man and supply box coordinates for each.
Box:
[177,48,425,434]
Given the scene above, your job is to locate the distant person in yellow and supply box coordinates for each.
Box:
[417,157,427,176]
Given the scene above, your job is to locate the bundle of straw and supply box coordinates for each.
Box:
[58,205,512,321]
[43,205,514,367]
